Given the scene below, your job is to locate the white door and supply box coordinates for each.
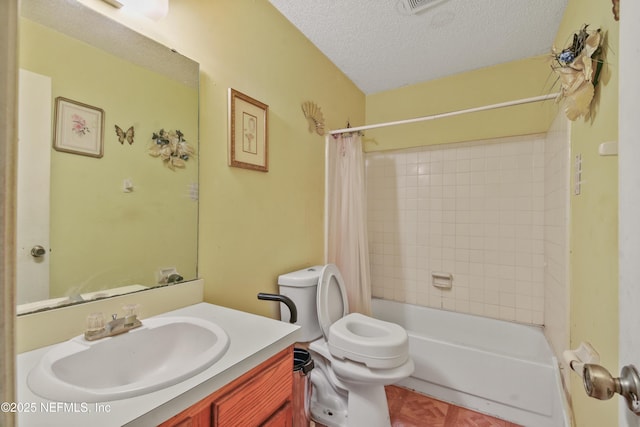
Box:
[618,1,640,425]
[16,69,51,305]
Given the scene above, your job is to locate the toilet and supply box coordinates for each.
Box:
[278,264,414,427]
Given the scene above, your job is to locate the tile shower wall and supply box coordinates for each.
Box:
[366,135,546,324]
[543,113,570,361]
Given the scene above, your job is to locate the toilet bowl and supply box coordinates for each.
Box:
[277,264,414,427]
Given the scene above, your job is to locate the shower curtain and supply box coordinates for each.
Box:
[324,133,372,315]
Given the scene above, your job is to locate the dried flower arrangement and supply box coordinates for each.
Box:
[551,24,604,121]
[149,129,195,170]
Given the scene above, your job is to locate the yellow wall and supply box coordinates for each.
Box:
[555,1,619,426]
[124,0,365,317]
[365,55,558,152]
[19,18,198,297]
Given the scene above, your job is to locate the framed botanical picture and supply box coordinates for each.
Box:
[53,97,105,158]
[228,88,268,172]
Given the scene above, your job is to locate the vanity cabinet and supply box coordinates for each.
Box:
[159,346,294,427]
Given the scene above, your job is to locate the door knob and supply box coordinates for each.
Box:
[583,363,640,414]
[30,245,46,258]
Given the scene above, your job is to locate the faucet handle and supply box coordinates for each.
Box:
[122,303,140,326]
[122,303,139,317]
[86,313,105,332]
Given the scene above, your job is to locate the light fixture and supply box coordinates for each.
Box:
[102,0,168,21]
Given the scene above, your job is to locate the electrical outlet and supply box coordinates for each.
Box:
[157,267,177,283]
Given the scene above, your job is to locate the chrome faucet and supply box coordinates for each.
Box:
[84,305,142,341]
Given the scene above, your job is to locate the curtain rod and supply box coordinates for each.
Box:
[328,93,560,135]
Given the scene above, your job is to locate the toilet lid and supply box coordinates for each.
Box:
[317,264,349,340]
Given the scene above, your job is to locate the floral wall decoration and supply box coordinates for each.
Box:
[149,129,195,170]
[551,24,604,121]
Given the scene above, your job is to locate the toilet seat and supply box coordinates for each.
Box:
[317,264,410,369]
[330,350,414,385]
[329,313,410,369]
[317,264,349,341]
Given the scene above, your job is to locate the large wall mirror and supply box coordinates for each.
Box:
[17,0,199,315]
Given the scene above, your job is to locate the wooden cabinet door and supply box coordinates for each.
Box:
[261,402,292,427]
[212,348,293,426]
[158,346,294,427]
[157,397,211,427]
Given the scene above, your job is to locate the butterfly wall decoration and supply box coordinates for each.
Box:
[115,125,135,145]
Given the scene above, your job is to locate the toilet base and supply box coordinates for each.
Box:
[310,401,348,427]
[345,383,391,427]
[308,356,392,427]
[309,383,391,427]
[309,354,348,427]
[308,339,412,427]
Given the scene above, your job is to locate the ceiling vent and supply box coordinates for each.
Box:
[396,0,450,15]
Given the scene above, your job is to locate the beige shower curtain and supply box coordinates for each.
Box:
[324,133,372,315]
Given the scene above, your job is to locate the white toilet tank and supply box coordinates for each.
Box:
[277,266,323,342]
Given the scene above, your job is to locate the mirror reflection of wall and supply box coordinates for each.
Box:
[17,0,199,314]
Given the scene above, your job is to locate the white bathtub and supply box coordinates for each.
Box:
[371,298,571,427]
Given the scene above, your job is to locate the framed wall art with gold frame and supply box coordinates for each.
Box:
[228,88,268,172]
[53,96,104,158]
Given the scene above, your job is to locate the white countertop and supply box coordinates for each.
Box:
[16,302,300,426]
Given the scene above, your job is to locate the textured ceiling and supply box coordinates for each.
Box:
[269,0,568,94]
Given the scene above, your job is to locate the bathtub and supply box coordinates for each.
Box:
[371,298,571,427]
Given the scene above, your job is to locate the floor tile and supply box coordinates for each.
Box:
[386,385,521,427]
[310,385,521,427]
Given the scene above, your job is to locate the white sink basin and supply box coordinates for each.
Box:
[27,316,230,402]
